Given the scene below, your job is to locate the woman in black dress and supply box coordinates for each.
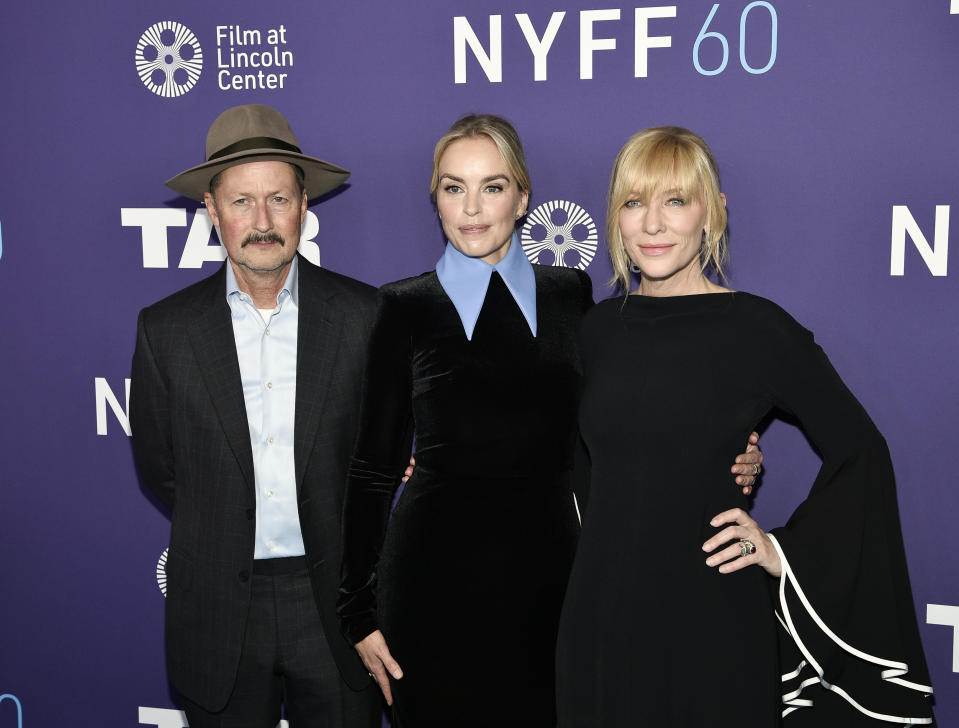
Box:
[336,114,589,727]
[556,127,935,726]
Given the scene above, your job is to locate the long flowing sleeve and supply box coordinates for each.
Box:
[338,286,414,645]
[754,299,934,725]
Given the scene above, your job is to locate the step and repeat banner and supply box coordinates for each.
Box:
[1,0,957,725]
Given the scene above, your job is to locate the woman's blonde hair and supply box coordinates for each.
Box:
[429,114,531,208]
[606,126,728,291]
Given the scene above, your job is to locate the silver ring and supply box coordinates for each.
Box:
[752,463,761,476]
[739,539,756,557]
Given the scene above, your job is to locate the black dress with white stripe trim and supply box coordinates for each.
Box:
[557,291,934,727]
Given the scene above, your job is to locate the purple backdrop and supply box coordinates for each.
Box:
[1,1,957,725]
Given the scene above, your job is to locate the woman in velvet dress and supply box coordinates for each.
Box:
[555,127,935,726]
[336,115,590,727]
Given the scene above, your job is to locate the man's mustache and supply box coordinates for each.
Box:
[242,232,285,247]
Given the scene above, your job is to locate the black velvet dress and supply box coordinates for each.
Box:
[556,292,934,727]
[339,267,593,727]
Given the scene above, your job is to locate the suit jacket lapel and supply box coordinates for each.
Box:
[188,266,256,490]
[294,259,342,492]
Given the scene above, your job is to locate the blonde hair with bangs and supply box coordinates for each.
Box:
[606,126,728,292]
[429,114,531,208]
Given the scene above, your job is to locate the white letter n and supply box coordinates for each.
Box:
[890,205,949,276]
[96,377,131,436]
[454,16,502,84]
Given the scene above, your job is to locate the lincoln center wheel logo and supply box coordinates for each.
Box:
[520,200,598,270]
[135,21,203,97]
[156,548,168,597]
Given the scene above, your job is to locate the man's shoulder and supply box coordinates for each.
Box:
[138,265,226,325]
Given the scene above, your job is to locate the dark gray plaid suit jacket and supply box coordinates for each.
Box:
[130,254,376,711]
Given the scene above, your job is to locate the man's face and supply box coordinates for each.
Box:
[204,161,307,277]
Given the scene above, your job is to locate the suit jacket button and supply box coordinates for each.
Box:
[238,570,250,582]
[245,508,254,520]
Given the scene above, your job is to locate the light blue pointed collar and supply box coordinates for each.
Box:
[435,235,537,341]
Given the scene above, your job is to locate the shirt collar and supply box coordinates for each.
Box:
[226,256,299,309]
[435,235,537,340]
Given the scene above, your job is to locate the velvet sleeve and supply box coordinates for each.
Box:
[755,301,934,724]
[574,267,595,314]
[338,286,414,645]
[570,273,595,516]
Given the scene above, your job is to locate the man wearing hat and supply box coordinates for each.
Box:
[130,104,383,726]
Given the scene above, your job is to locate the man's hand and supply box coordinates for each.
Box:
[354,630,403,705]
[731,431,763,495]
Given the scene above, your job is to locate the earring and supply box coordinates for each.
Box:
[629,262,641,273]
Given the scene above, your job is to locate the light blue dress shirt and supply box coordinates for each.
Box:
[435,234,537,340]
[226,258,305,559]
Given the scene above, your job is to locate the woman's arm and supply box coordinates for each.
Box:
[337,286,414,703]
[717,300,933,722]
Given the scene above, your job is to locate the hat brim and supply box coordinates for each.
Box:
[165,149,350,202]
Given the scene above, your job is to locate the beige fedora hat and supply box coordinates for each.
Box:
[166,104,350,201]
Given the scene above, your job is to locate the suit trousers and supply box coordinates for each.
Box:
[181,559,381,728]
